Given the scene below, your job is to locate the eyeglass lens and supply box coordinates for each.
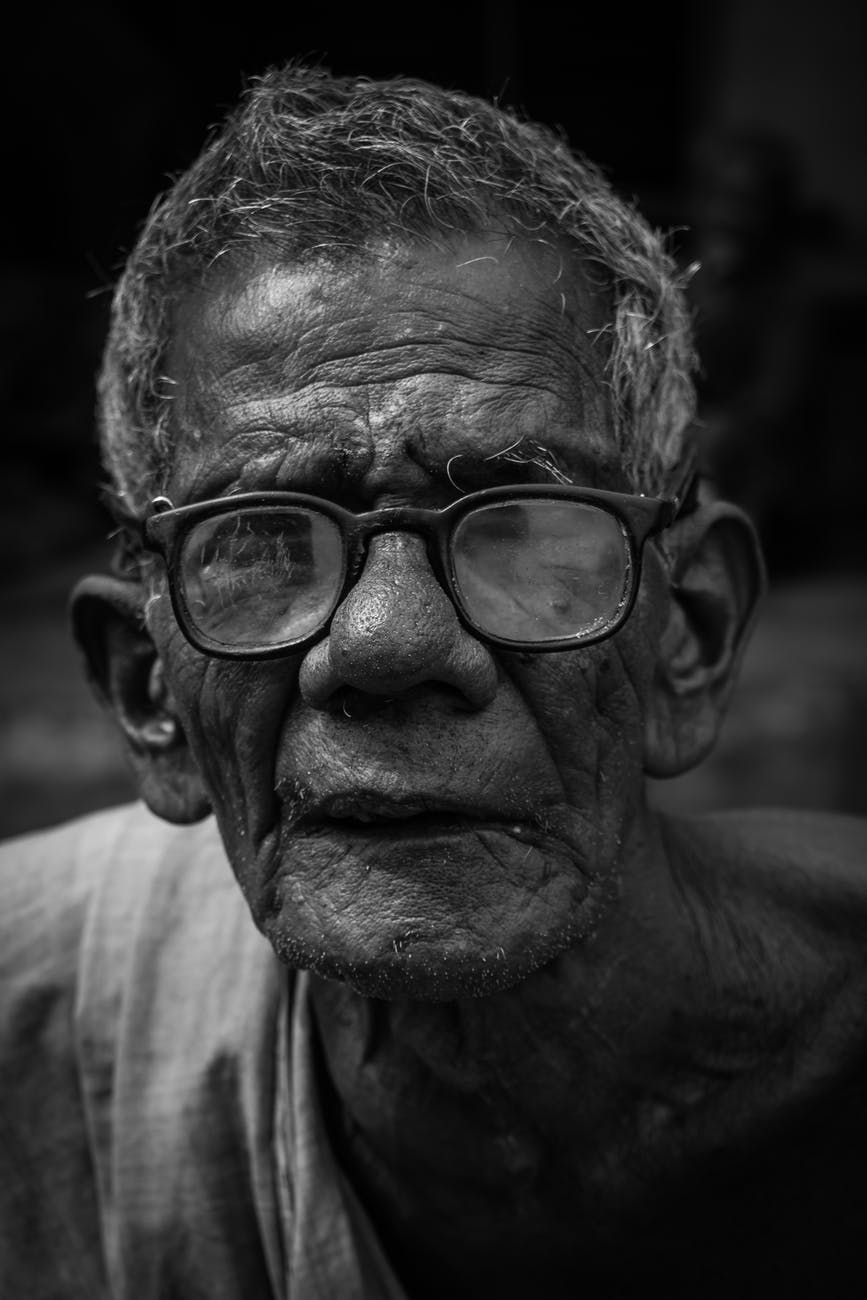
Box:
[452,501,629,641]
[180,508,344,648]
[177,499,631,650]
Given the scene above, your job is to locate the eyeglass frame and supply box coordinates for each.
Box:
[141,479,696,660]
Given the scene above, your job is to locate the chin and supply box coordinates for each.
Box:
[239,822,617,1000]
[260,896,606,1002]
[268,929,573,1000]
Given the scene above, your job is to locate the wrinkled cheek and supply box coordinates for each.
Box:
[507,643,649,861]
[155,613,303,875]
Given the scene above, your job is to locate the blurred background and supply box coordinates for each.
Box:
[1,0,865,837]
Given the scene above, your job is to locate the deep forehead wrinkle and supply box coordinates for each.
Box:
[209,329,598,408]
[193,237,610,394]
[167,234,618,505]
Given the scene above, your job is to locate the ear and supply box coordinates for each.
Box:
[70,574,211,824]
[643,500,765,778]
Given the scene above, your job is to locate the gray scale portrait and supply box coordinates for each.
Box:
[2,62,866,1300]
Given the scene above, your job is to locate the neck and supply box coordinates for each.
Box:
[306,808,711,1294]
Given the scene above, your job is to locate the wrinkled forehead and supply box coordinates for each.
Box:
[163,231,622,496]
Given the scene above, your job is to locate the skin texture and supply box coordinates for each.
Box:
[141,232,687,1000]
[73,231,808,1297]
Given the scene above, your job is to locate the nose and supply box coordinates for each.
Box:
[298,531,498,711]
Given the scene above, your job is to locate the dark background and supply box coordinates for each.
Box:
[2,0,866,837]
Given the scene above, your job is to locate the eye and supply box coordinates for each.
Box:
[177,507,345,648]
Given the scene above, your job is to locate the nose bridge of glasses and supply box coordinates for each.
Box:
[347,504,447,580]
[353,503,444,538]
[349,514,444,593]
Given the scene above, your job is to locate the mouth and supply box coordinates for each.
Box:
[321,793,451,823]
[286,791,553,845]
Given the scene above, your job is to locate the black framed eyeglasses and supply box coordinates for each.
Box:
[142,481,694,660]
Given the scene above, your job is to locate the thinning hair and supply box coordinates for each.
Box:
[99,63,697,518]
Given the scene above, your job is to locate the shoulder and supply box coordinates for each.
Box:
[0,804,142,1001]
[666,806,867,906]
[0,800,194,884]
[0,804,232,1045]
[0,802,224,949]
[661,807,867,1006]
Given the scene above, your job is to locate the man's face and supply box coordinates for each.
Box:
[148,232,671,999]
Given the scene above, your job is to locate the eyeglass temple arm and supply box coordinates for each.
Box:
[670,463,701,520]
[643,463,700,536]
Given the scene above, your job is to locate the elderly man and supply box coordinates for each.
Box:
[2,64,865,1300]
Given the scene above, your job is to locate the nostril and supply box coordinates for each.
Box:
[332,688,398,721]
[327,684,483,720]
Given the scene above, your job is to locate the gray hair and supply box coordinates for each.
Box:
[99,63,697,519]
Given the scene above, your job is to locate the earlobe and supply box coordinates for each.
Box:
[70,574,211,824]
[643,500,766,778]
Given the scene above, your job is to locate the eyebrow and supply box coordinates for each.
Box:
[434,443,624,495]
[180,425,622,506]
[481,437,573,483]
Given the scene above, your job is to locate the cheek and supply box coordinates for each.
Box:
[509,638,651,807]
[154,608,302,849]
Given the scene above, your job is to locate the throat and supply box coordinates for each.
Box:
[310,977,552,1159]
[308,982,582,1299]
